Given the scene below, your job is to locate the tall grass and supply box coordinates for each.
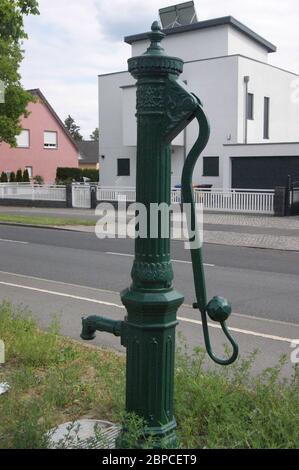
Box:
[0,301,298,449]
[175,345,299,448]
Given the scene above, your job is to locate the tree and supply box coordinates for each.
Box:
[23,168,30,182]
[10,172,16,182]
[64,115,83,142]
[16,168,23,182]
[0,1,40,146]
[0,172,8,183]
[90,128,99,141]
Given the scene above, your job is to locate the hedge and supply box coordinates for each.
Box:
[56,168,99,182]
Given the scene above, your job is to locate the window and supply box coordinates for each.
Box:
[44,131,57,149]
[247,93,254,120]
[203,157,219,177]
[117,158,130,176]
[16,130,30,148]
[264,97,270,139]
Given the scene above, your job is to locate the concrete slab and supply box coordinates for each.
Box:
[49,419,120,449]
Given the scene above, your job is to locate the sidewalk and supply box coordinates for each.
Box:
[0,205,299,251]
[202,213,299,251]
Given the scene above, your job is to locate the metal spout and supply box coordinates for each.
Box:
[81,316,123,341]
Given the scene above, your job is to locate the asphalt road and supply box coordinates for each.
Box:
[0,224,299,320]
[0,224,299,377]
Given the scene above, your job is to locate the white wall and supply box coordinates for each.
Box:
[99,72,136,187]
[228,28,269,63]
[182,56,239,187]
[225,142,299,157]
[122,86,137,146]
[131,25,229,62]
[99,25,299,190]
[131,24,270,64]
[237,57,299,144]
[99,55,239,188]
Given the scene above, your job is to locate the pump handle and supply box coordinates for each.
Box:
[181,97,239,365]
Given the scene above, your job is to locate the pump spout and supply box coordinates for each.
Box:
[81,316,124,341]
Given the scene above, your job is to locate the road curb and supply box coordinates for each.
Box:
[0,222,90,233]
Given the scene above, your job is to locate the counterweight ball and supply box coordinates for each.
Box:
[206,296,232,323]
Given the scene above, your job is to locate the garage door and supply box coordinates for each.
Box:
[232,156,299,189]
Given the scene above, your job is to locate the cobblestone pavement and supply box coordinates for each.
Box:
[203,213,299,229]
[204,230,299,251]
[198,214,299,250]
[62,216,299,251]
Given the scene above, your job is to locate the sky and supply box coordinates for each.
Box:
[20,0,299,139]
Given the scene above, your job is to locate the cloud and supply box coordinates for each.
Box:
[19,0,299,138]
[94,0,180,40]
[20,0,128,137]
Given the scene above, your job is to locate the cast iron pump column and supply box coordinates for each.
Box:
[81,21,238,448]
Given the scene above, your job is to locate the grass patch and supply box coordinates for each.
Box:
[0,302,124,449]
[0,214,95,226]
[0,301,298,449]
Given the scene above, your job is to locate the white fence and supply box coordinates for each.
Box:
[96,186,274,215]
[97,187,136,202]
[0,183,66,201]
[0,183,275,214]
[194,189,274,214]
[72,184,91,208]
[97,187,184,205]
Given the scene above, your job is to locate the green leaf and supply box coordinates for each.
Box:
[0,1,39,145]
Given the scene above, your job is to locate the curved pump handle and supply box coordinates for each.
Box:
[181,98,239,366]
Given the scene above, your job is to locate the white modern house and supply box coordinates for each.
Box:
[98,14,299,191]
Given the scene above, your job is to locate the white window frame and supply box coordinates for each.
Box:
[16,129,30,148]
[44,131,58,149]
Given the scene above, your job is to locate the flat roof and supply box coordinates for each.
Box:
[124,16,277,53]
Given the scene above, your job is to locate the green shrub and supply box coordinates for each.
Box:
[22,169,30,182]
[33,175,44,185]
[0,172,8,183]
[81,169,99,182]
[16,169,23,182]
[56,167,99,183]
[56,167,81,182]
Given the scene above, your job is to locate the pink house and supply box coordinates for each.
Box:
[0,89,79,183]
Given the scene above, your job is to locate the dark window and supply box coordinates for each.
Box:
[203,157,219,177]
[247,93,254,120]
[117,158,130,176]
[264,97,270,139]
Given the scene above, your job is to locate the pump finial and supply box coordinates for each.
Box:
[145,20,165,55]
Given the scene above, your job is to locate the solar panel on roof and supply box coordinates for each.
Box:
[159,1,198,29]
